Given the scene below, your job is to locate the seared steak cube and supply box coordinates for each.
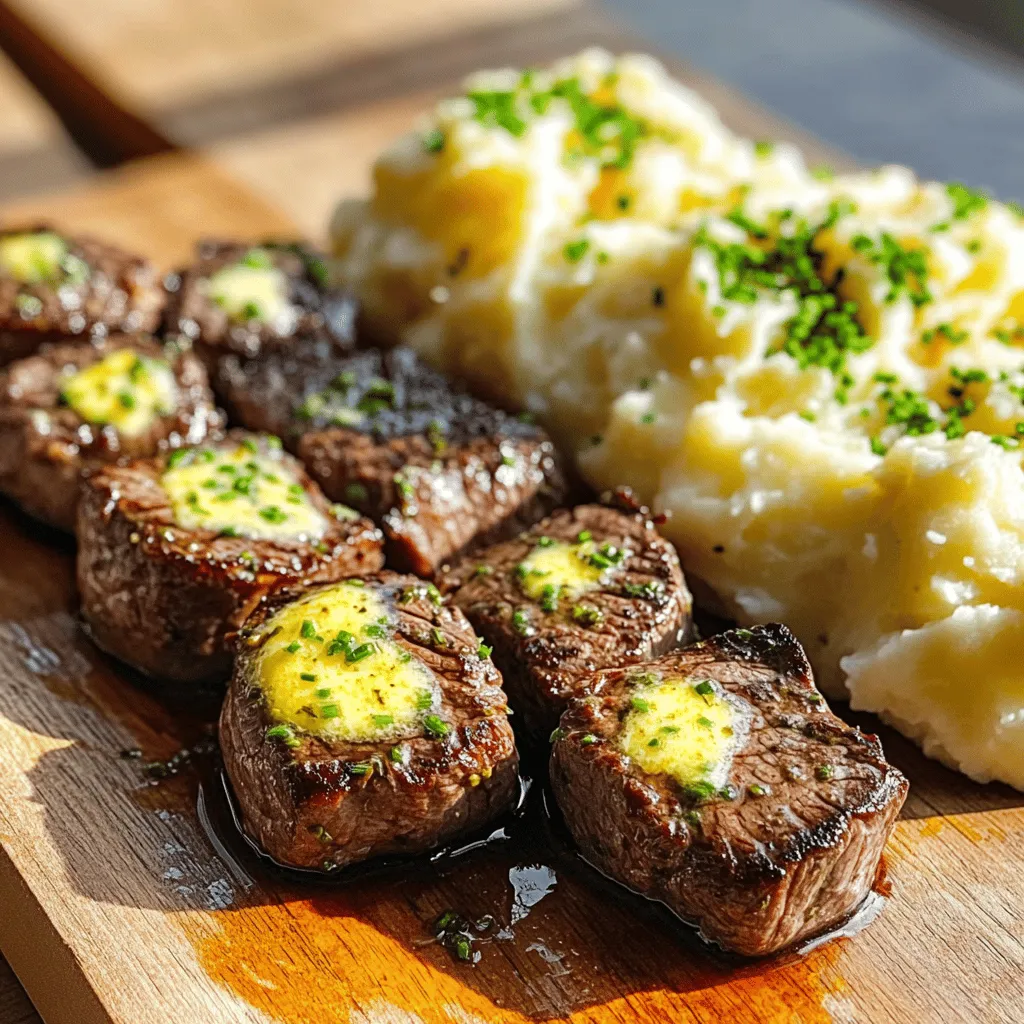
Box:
[444,504,692,740]
[0,225,164,365]
[550,624,908,956]
[77,431,383,687]
[220,572,519,870]
[0,334,221,530]
[163,239,355,386]
[221,345,566,576]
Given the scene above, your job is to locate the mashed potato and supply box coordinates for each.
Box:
[331,49,1024,788]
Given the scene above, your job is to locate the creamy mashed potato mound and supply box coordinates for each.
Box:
[331,49,1024,788]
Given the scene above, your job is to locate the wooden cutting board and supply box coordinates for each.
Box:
[0,49,85,200]
[0,153,1022,1024]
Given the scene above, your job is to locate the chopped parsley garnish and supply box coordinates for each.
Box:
[994,323,1024,345]
[345,482,369,504]
[265,724,300,748]
[865,365,996,449]
[347,643,375,663]
[585,542,625,571]
[423,714,450,740]
[947,181,988,222]
[630,696,651,713]
[512,609,533,635]
[258,505,288,524]
[922,323,968,345]
[394,472,415,501]
[693,681,714,702]
[564,238,590,262]
[754,140,775,158]
[477,639,493,659]
[684,780,718,804]
[423,128,445,154]
[698,204,872,395]
[468,89,527,137]
[539,583,563,613]
[622,580,664,600]
[571,603,602,627]
[851,232,932,307]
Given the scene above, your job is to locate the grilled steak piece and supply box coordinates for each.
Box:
[0,334,221,530]
[220,572,519,870]
[296,348,565,575]
[0,225,164,365]
[443,504,693,741]
[163,240,355,402]
[550,624,907,957]
[77,431,383,687]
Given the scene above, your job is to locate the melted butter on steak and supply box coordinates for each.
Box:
[253,581,444,746]
[162,438,330,541]
[618,675,750,794]
[516,536,610,608]
[59,347,177,436]
[0,230,85,286]
[204,247,293,327]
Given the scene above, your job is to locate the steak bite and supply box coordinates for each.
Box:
[220,573,519,870]
[550,624,908,957]
[0,225,164,365]
[0,334,221,530]
[291,347,566,575]
[444,504,693,740]
[77,432,383,687]
[163,240,355,389]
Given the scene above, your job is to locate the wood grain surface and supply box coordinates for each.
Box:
[0,155,1022,1024]
[0,0,577,139]
[0,51,86,200]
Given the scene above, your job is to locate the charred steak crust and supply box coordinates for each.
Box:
[76,432,384,686]
[288,348,566,575]
[0,334,221,531]
[220,572,520,870]
[444,504,693,740]
[550,624,908,957]
[0,225,164,365]
[163,239,356,364]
